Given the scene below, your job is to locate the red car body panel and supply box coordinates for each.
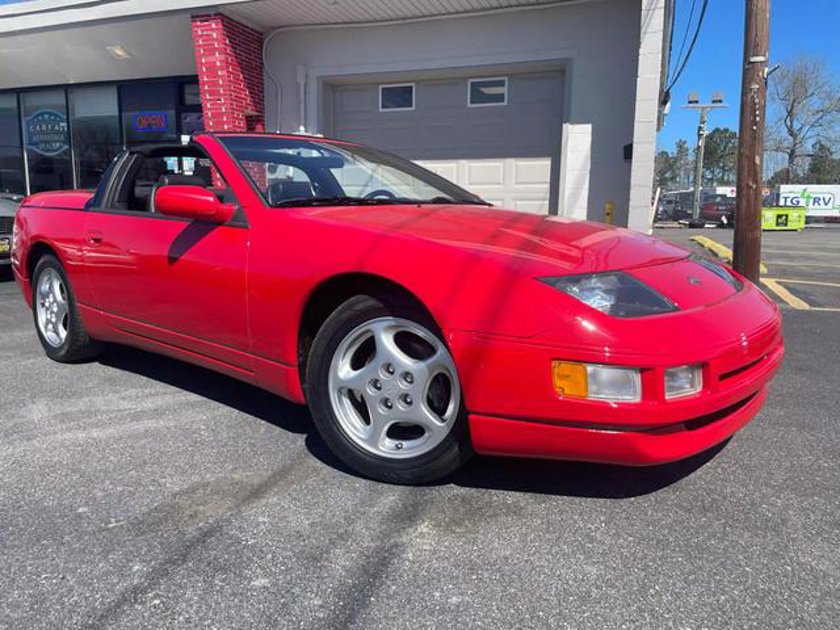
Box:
[12,133,784,466]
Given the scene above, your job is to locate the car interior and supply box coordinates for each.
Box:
[111,145,235,213]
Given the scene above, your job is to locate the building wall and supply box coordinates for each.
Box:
[263,0,644,223]
[191,14,265,132]
[627,0,667,232]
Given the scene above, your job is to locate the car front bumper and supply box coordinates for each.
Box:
[449,308,784,466]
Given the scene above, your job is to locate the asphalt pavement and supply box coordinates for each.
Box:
[1,249,838,629]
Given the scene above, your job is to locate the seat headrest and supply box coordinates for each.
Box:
[266,180,315,205]
[158,174,207,188]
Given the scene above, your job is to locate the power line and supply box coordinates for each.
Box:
[667,0,710,93]
[670,0,697,85]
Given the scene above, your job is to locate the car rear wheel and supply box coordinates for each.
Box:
[306,294,472,484]
[32,255,98,362]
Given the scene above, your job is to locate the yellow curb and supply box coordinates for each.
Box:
[690,236,769,274]
[760,278,810,310]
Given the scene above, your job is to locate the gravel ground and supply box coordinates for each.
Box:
[0,257,838,629]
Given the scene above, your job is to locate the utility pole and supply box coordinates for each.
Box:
[685,92,727,225]
[733,0,770,282]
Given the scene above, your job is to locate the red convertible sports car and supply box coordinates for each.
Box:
[11,133,784,484]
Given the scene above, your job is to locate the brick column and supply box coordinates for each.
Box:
[191,14,265,132]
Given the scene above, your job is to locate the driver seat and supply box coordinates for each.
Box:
[266,180,315,206]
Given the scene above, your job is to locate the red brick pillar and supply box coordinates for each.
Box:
[190,14,265,132]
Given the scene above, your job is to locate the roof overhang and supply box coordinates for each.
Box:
[0,0,629,91]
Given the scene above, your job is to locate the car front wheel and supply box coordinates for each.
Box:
[306,294,472,484]
[31,254,98,362]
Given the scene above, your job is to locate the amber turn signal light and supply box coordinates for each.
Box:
[551,361,589,398]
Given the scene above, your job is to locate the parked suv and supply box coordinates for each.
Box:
[0,194,21,266]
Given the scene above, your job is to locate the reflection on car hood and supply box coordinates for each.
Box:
[303,203,690,274]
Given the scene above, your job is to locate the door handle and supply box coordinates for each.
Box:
[85,230,103,246]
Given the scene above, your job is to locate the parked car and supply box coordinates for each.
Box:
[699,200,736,227]
[0,193,21,266]
[10,133,784,484]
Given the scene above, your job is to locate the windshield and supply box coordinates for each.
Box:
[218,135,489,207]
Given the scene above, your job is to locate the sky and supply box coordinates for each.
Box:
[659,0,840,152]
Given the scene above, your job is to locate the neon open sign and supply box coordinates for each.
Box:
[133,111,169,133]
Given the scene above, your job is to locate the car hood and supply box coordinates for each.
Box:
[302,203,690,275]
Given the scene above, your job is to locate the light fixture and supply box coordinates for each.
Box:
[552,361,641,402]
[664,365,703,399]
[106,45,133,61]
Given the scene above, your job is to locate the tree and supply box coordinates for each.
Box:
[805,141,840,184]
[702,127,738,185]
[672,139,693,189]
[767,167,793,187]
[654,150,677,190]
[767,56,840,183]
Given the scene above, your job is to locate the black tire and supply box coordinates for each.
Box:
[31,254,98,363]
[306,293,473,484]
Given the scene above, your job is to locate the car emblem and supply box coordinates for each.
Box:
[687,276,702,286]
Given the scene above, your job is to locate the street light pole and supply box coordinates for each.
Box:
[733,0,770,282]
[685,92,727,224]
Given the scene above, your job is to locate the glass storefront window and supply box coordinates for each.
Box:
[0,94,25,195]
[69,85,121,189]
[120,81,177,145]
[21,90,73,193]
[4,76,201,194]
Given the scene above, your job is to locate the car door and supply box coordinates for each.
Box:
[82,150,252,373]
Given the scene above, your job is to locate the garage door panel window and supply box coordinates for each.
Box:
[379,84,415,112]
[468,78,508,107]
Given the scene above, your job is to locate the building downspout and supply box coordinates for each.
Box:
[262,30,282,132]
[296,65,307,132]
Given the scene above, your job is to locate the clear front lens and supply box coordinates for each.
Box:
[664,365,702,399]
[541,272,676,318]
[586,365,641,402]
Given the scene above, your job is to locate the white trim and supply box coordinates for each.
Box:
[255,0,605,34]
[467,76,508,107]
[378,83,416,112]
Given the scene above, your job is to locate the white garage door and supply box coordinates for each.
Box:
[328,70,564,214]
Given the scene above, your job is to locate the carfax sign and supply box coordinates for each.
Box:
[25,110,69,156]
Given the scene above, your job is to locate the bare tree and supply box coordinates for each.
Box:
[767,56,840,183]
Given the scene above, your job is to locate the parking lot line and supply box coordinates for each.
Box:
[690,236,769,274]
[771,278,840,288]
[761,278,811,310]
[763,261,840,268]
[761,277,840,312]
[761,249,840,257]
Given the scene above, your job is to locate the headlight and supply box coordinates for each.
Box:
[664,364,703,399]
[540,272,676,318]
[690,254,743,291]
[552,361,641,402]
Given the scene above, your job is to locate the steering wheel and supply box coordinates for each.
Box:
[363,189,397,200]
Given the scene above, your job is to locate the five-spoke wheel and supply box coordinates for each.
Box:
[328,317,460,460]
[307,294,472,484]
[31,255,98,362]
[35,267,69,348]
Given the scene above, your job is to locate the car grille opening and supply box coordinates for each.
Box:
[646,393,758,435]
[720,356,766,382]
[0,216,13,235]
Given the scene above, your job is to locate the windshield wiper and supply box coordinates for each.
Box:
[270,196,401,208]
[413,196,493,206]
